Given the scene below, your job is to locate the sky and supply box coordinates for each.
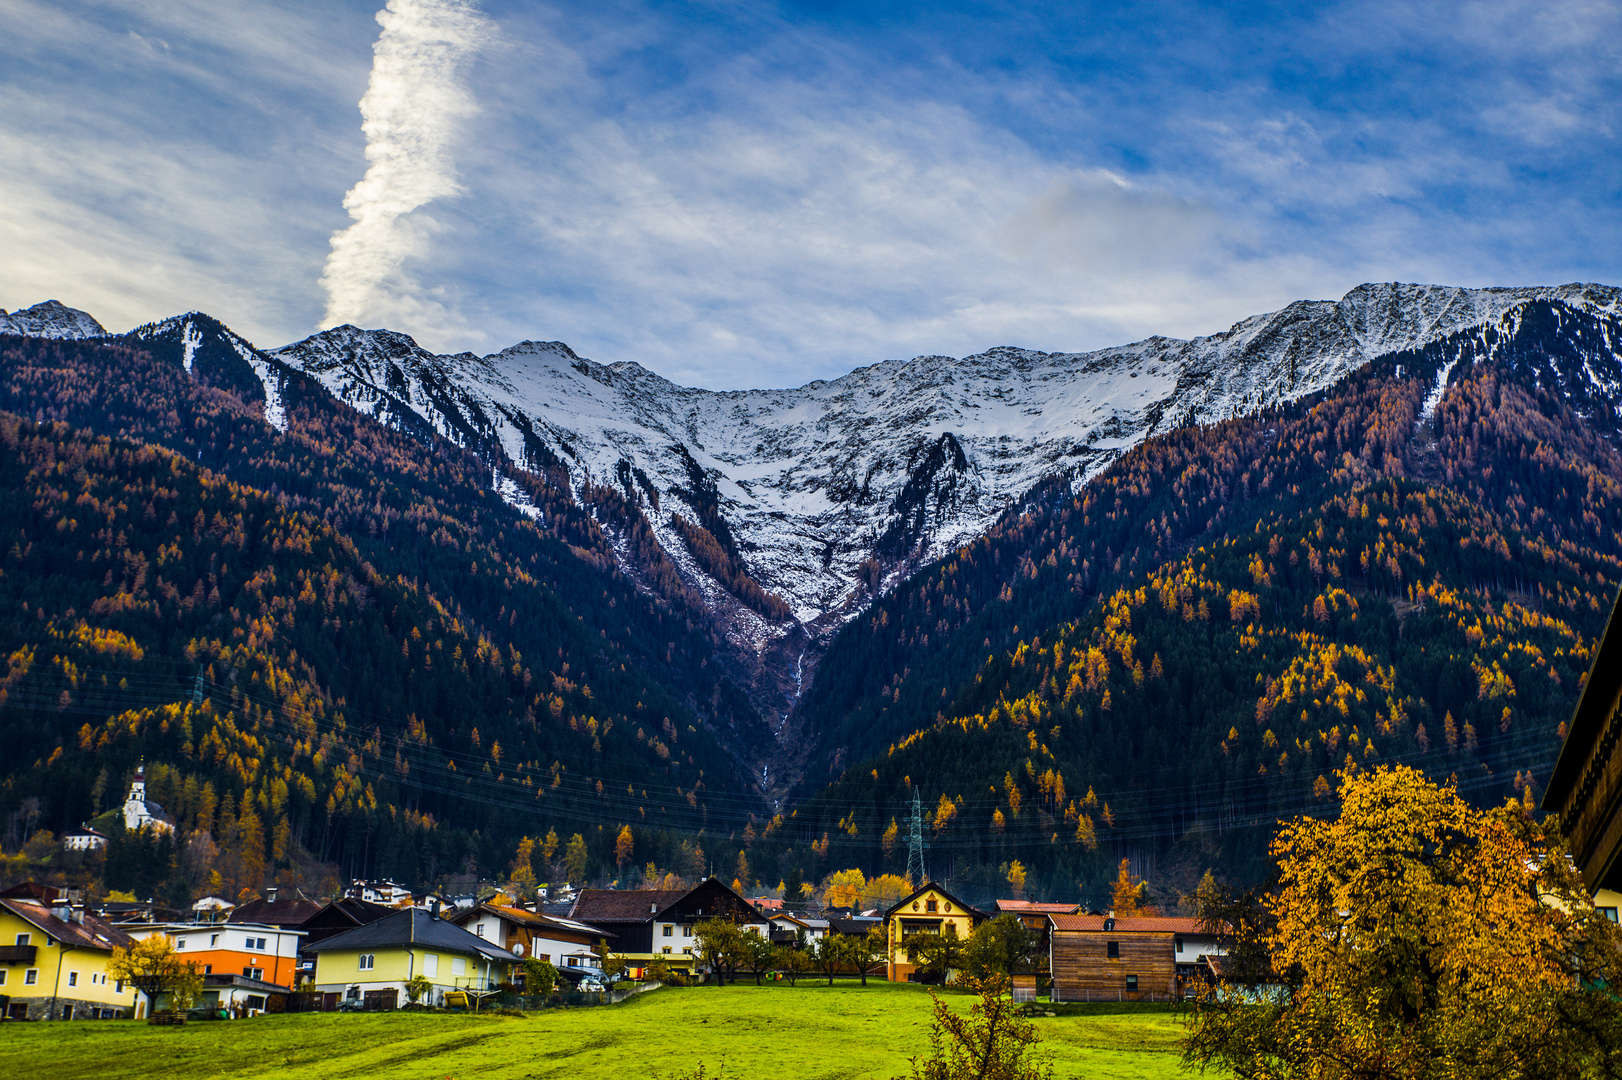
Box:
[2,0,1619,389]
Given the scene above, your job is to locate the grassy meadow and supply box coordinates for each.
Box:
[5,983,1196,1079]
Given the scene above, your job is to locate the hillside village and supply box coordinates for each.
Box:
[2,756,1233,1021]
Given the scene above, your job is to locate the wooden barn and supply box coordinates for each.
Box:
[1047,913,1204,1002]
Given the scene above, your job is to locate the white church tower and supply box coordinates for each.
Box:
[123,762,172,833]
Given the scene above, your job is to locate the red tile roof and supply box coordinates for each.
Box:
[1048,913,1205,934]
[995,900,1081,914]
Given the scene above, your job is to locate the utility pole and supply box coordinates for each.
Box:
[905,790,928,887]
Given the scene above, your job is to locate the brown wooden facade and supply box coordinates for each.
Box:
[1048,914,1189,1001]
[1544,585,1622,894]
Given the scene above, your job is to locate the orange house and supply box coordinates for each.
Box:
[130,921,305,989]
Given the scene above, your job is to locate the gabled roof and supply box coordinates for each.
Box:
[229,896,321,928]
[882,881,985,921]
[569,877,768,925]
[302,907,520,964]
[1048,913,1204,934]
[449,902,614,940]
[569,889,690,924]
[0,898,134,952]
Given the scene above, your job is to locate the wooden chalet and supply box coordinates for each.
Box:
[1047,913,1210,1002]
[1543,584,1622,917]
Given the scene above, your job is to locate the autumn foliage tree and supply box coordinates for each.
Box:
[1184,765,1622,1079]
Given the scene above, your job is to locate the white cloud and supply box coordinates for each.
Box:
[320,0,494,340]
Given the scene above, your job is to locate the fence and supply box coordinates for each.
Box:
[1049,988,1185,1003]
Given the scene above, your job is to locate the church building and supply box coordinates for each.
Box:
[122,763,173,833]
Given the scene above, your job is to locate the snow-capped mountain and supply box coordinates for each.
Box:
[270,283,1620,646]
[0,300,106,339]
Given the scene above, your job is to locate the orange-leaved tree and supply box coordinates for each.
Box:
[1184,764,1622,1079]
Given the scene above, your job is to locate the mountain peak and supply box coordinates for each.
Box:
[0,300,107,339]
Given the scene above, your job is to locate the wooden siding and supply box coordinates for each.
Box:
[1050,930,1176,1000]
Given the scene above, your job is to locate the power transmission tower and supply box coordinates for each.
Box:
[905,790,928,887]
[192,666,206,706]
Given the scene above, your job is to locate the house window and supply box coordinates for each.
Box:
[425,955,438,976]
[244,966,263,980]
[210,934,219,946]
[536,954,549,963]
[925,900,938,913]
[359,955,375,971]
[1126,974,1138,991]
[451,958,466,976]
[476,925,485,938]
[662,925,673,937]
[662,946,672,955]
[681,925,693,936]
[1175,937,1184,953]
[1601,907,1619,923]
[204,966,212,975]
[0,970,7,985]
[1107,941,1119,959]
[569,957,581,966]
[25,969,39,985]
[69,972,79,987]
[15,933,29,946]
[245,936,266,951]
[175,939,186,949]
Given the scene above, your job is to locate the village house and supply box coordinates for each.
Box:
[125,915,305,991]
[882,882,986,981]
[303,906,520,1010]
[61,825,108,852]
[448,901,612,984]
[1047,913,1221,1001]
[570,877,767,977]
[764,911,828,948]
[0,895,138,1020]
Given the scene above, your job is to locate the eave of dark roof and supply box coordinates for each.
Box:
[302,907,519,963]
[0,898,134,951]
[1545,582,1622,805]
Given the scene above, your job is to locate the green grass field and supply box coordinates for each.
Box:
[2,983,1199,1079]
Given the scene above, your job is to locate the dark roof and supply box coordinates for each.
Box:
[827,917,882,935]
[1543,582,1622,890]
[0,882,59,901]
[1049,913,1203,934]
[302,907,520,963]
[0,899,134,952]
[229,896,322,928]
[569,889,690,924]
[882,881,986,921]
[449,902,613,940]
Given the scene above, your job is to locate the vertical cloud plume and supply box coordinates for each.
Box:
[320,0,490,335]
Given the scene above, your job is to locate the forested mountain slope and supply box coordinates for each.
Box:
[0,328,768,899]
[771,299,1622,901]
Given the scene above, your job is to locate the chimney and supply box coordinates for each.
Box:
[266,887,278,904]
[429,899,440,919]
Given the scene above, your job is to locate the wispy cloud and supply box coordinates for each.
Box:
[320,0,492,337]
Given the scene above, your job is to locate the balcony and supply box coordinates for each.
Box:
[0,945,38,963]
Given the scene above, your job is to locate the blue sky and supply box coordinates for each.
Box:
[3,0,1619,388]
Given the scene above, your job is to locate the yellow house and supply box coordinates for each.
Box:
[0,897,140,1020]
[303,907,520,1010]
[882,882,985,982]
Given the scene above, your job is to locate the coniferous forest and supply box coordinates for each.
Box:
[2,297,1620,909]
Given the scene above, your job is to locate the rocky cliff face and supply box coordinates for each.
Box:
[270,284,1618,638]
